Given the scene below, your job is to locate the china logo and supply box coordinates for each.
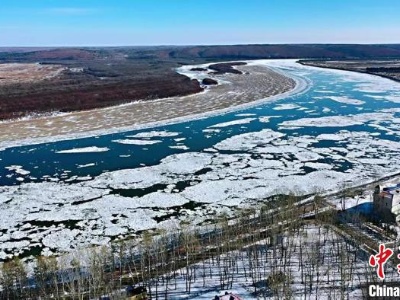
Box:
[369,244,400,279]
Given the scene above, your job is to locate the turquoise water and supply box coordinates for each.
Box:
[1,63,400,186]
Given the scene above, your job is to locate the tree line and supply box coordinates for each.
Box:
[0,194,389,299]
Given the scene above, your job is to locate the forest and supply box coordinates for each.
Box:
[0,193,393,299]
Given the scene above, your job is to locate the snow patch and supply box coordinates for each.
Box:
[56,147,110,154]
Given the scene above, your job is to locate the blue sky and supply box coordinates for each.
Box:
[0,0,399,46]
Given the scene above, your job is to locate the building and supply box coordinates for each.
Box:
[126,286,147,300]
[214,292,242,300]
[373,184,400,222]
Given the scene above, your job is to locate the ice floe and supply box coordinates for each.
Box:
[209,118,256,128]
[2,123,400,256]
[214,129,286,151]
[56,146,110,154]
[279,112,393,128]
[112,139,161,145]
[383,95,400,103]
[5,165,30,175]
[169,145,190,150]
[235,113,257,117]
[273,103,302,110]
[322,107,331,113]
[77,163,96,168]
[322,96,365,105]
[127,130,180,138]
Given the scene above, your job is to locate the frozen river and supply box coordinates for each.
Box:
[1,60,400,259]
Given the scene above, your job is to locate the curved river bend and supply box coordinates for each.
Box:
[1,60,400,259]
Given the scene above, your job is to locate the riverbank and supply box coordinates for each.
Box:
[0,60,297,149]
[298,59,400,83]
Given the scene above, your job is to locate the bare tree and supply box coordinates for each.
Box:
[0,257,28,299]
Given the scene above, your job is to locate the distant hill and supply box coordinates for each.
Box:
[1,44,400,63]
[164,44,400,60]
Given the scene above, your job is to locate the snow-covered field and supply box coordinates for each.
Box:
[144,224,392,299]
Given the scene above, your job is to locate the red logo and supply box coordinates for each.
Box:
[369,244,394,280]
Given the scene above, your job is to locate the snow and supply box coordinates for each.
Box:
[383,95,400,103]
[235,113,256,117]
[5,165,30,175]
[322,107,331,113]
[42,229,82,251]
[159,152,213,175]
[304,162,333,170]
[354,82,400,94]
[133,192,189,208]
[202,128,221,133]
[209,118,256,128]
[174,137,186,142]
[357,158,388,165]
[55,146,110,154]
[2,123,400,256]
[279,112,393,128]
[182,179,244,204]
[112,139,162,145]
[314,89,335,93]
[88,167,169,190]
[294,151,323,162]
[169,145,190,150]
[322,95,365,105]
[258,116,271,123]
[214,129,286,151]
[147,224,374,299]
[317,131,371,141]
[273,103,302,110]
[77,163,95,168]
[127,130,180,138]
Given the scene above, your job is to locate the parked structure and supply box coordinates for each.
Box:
[126,286,147,300]
[214,292,242,300]
[373,184,400,222]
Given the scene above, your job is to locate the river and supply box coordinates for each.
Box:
[1,59,400,259]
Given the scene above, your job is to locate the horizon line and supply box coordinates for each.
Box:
[1,42,400,49]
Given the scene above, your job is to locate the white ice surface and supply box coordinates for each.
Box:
[273,103,302,110]
[209,118,256,128]
[322,95,365,105]
[169,145,190,150]
[55,146,110,154]
[112,139,162,145]
[279,112,394,128]
[77,163,95,168]
[214,129,286,151]
[5,165,30,175]
[127,130,180,138]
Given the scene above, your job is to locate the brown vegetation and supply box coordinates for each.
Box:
[0,64,294,142]
[0,73,202,120]
[299,59,400,83]
[208,62,247,75]
[1,45,400,120]
[0,63,65,86]
[201,78,218,85]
